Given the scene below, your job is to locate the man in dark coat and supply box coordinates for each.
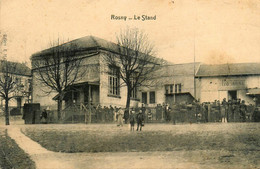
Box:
[123,109,129,124]
[40,109,48,124]
[136,110,144,131]
[240,100,247,122]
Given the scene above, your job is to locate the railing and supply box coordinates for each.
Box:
[61,102,99,123]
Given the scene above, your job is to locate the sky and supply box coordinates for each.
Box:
[0,0,259,65]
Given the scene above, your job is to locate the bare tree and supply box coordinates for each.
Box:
[32,38,86,120]
[105,28,162,113]
[0,60,19,125]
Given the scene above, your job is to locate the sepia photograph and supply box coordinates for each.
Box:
[0,0,259,168]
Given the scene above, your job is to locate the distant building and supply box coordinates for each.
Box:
[196,63,260,105]
[0,33,8,60]
[0,60,31,113]
[139,62,201,108]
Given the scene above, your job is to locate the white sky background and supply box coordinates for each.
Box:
[1,0,259,65]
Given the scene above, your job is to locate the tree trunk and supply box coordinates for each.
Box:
[57,99,62,121]
[125,86,131,123]
[5,99,10,125]
[126,86,131,110]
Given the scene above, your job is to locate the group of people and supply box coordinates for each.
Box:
[154,98,259,123]
[115,107,145,131]
[195,98,256,123]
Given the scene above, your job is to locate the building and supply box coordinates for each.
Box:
[0,33,7,60]
[139,62,201,108]
[196,63,260,105]
[0,60,31,114]
[31,36,160,113]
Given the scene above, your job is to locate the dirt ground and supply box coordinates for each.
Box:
[2,117,260,169]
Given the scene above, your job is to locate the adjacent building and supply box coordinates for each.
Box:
[139,62,200,108]
[196,63,260,105]
[0,60,31,114]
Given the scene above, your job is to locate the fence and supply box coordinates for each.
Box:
[45,102,260,124]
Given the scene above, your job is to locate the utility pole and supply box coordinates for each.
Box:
[193,35,196,100]
[193,1,197,101]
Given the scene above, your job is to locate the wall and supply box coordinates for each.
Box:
[198,75,260,104]
[99,53,139,108]
[139,71,199,107]
[31,53,101,110]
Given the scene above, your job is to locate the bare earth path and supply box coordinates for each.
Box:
[5,123,260,169]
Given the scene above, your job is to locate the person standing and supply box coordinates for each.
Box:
[129,108,135,131]
[234,99,241,122]
[136,110,144,131]
[221,98,228,123]
[40,109,48,124]
[117,107,124,127]
[240,100,247,122]
[114,106,118,122]
[124,108,129,124]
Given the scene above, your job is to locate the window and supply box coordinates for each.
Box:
[165,86,169,94]
[178,84,182,93]
[130,74,137,99]
[175,84,181,93]
[175,84,178,93]
[170,85,173,93]
[149,91,155,104]
[130,81,137,99]
[108,66,120,96]
[142,92,147,104]
[165,84,182,94]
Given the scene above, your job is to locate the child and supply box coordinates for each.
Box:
[129,109,135,131]
[136,110,144,131]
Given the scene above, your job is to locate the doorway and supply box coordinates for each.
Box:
[228,90,237,100]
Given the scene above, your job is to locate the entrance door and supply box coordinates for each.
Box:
[228,90,237,100]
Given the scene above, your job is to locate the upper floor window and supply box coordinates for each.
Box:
[108,66,120,96]
[130,73,138,99]
[170,85,173,93]
[130,80,137,99]
[165,84,182,94]
[142,92,147,104]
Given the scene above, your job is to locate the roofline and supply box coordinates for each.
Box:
[195,74,260,78]
[0,72,31,77]
[162,62,201,67]
[200,62,260,66]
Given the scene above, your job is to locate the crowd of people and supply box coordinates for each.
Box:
[43,98,260,124]
[164,98,260,123]
[91,98,260,126]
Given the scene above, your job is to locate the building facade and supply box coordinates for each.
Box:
[196,63,260,105]
[0,60,31,114]
[139,62,201,108]
[31,36,148,112]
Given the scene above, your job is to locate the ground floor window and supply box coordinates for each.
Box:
[150,91,156,104]
[142,91,156,104]
[142,92,147,104]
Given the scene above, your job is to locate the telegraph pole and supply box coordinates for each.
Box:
[194,38,196,100]
[193,1,197,101]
